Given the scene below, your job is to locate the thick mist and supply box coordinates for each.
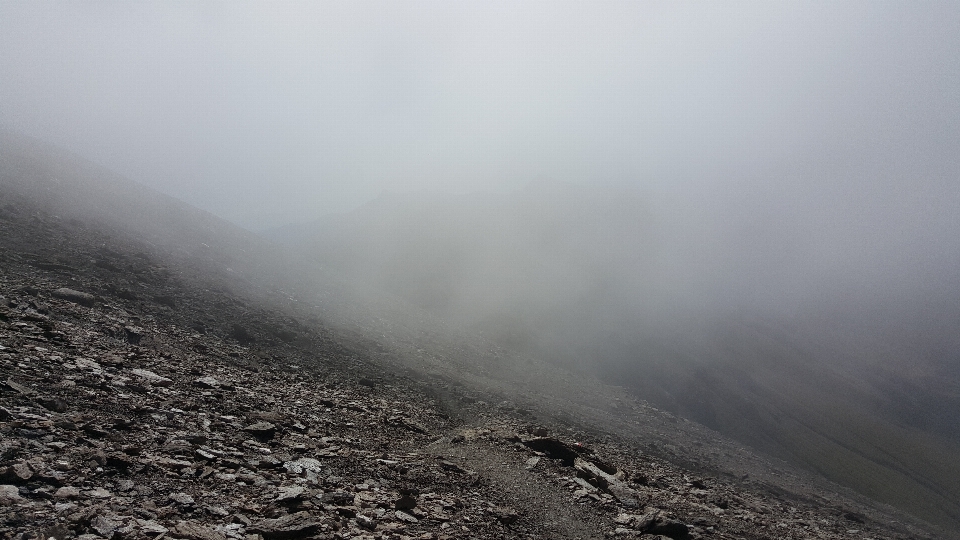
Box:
[2,0,959,353]
[4,2,960,529]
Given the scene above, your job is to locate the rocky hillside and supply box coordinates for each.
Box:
[264,176,960,532]
[0,134,952,539]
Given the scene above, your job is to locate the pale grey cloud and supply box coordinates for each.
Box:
[1,0,958,308]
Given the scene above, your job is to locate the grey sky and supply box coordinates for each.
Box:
[1,0,959,302]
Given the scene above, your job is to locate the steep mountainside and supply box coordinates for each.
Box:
[265,179,960,533]
[595,319,960,530]
[0,132,951,539]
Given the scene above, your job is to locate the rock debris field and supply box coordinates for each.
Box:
[0,187,946,540]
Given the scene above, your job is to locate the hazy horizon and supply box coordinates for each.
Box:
[3,1,960,316]
[0,4,956,210]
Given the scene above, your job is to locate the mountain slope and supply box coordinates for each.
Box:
[595,319,960,529]
[0,131,950,538]
[265,180,960,533]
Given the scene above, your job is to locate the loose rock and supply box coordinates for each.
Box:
[250,511,322,540]
[51,288,96,307]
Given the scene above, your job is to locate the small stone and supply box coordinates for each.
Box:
[106,453,134,470]
[276,485,305,502]
[394,488,417,510]
[74,358,102,370]
[282,457,321,475]
[395,510,419,523]
[387,416,427,434]
[574,457,639,507]
[525,457,540,470]
[139,520,168,535]
[85,487,113,498]
[173,521,227,540]
[250,511,322,539]
[0,484,22,503]
[522,437,582,465]
[54,486,81,499]
[170,492,196,505]
[490,506,519,525]
[193,376,220,389]
[437,459,464,473]
[124,326,144,344]
[90,515,121,538]
[51,288,96,307]
[255,455,281,469]
[357,515,377,530]
[183,433,208,445]
[243,421,277,441]
[54,502,76,513]
[319,491,353,505]
[81,422,111,438]
[0,462,33,484]
[205,505,230,516]
[116,524,138,538]
[117,479,136,492]
[39,525,70,540]
[130,368,173,387]
[38,396,69,412]
[573,477,597,492]
[4,378,34,395]
[335,506,357,519]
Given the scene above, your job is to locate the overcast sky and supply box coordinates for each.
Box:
[1,1,959,255]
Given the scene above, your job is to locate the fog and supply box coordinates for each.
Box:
[2,0,959,315]
[5,3,960,528]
